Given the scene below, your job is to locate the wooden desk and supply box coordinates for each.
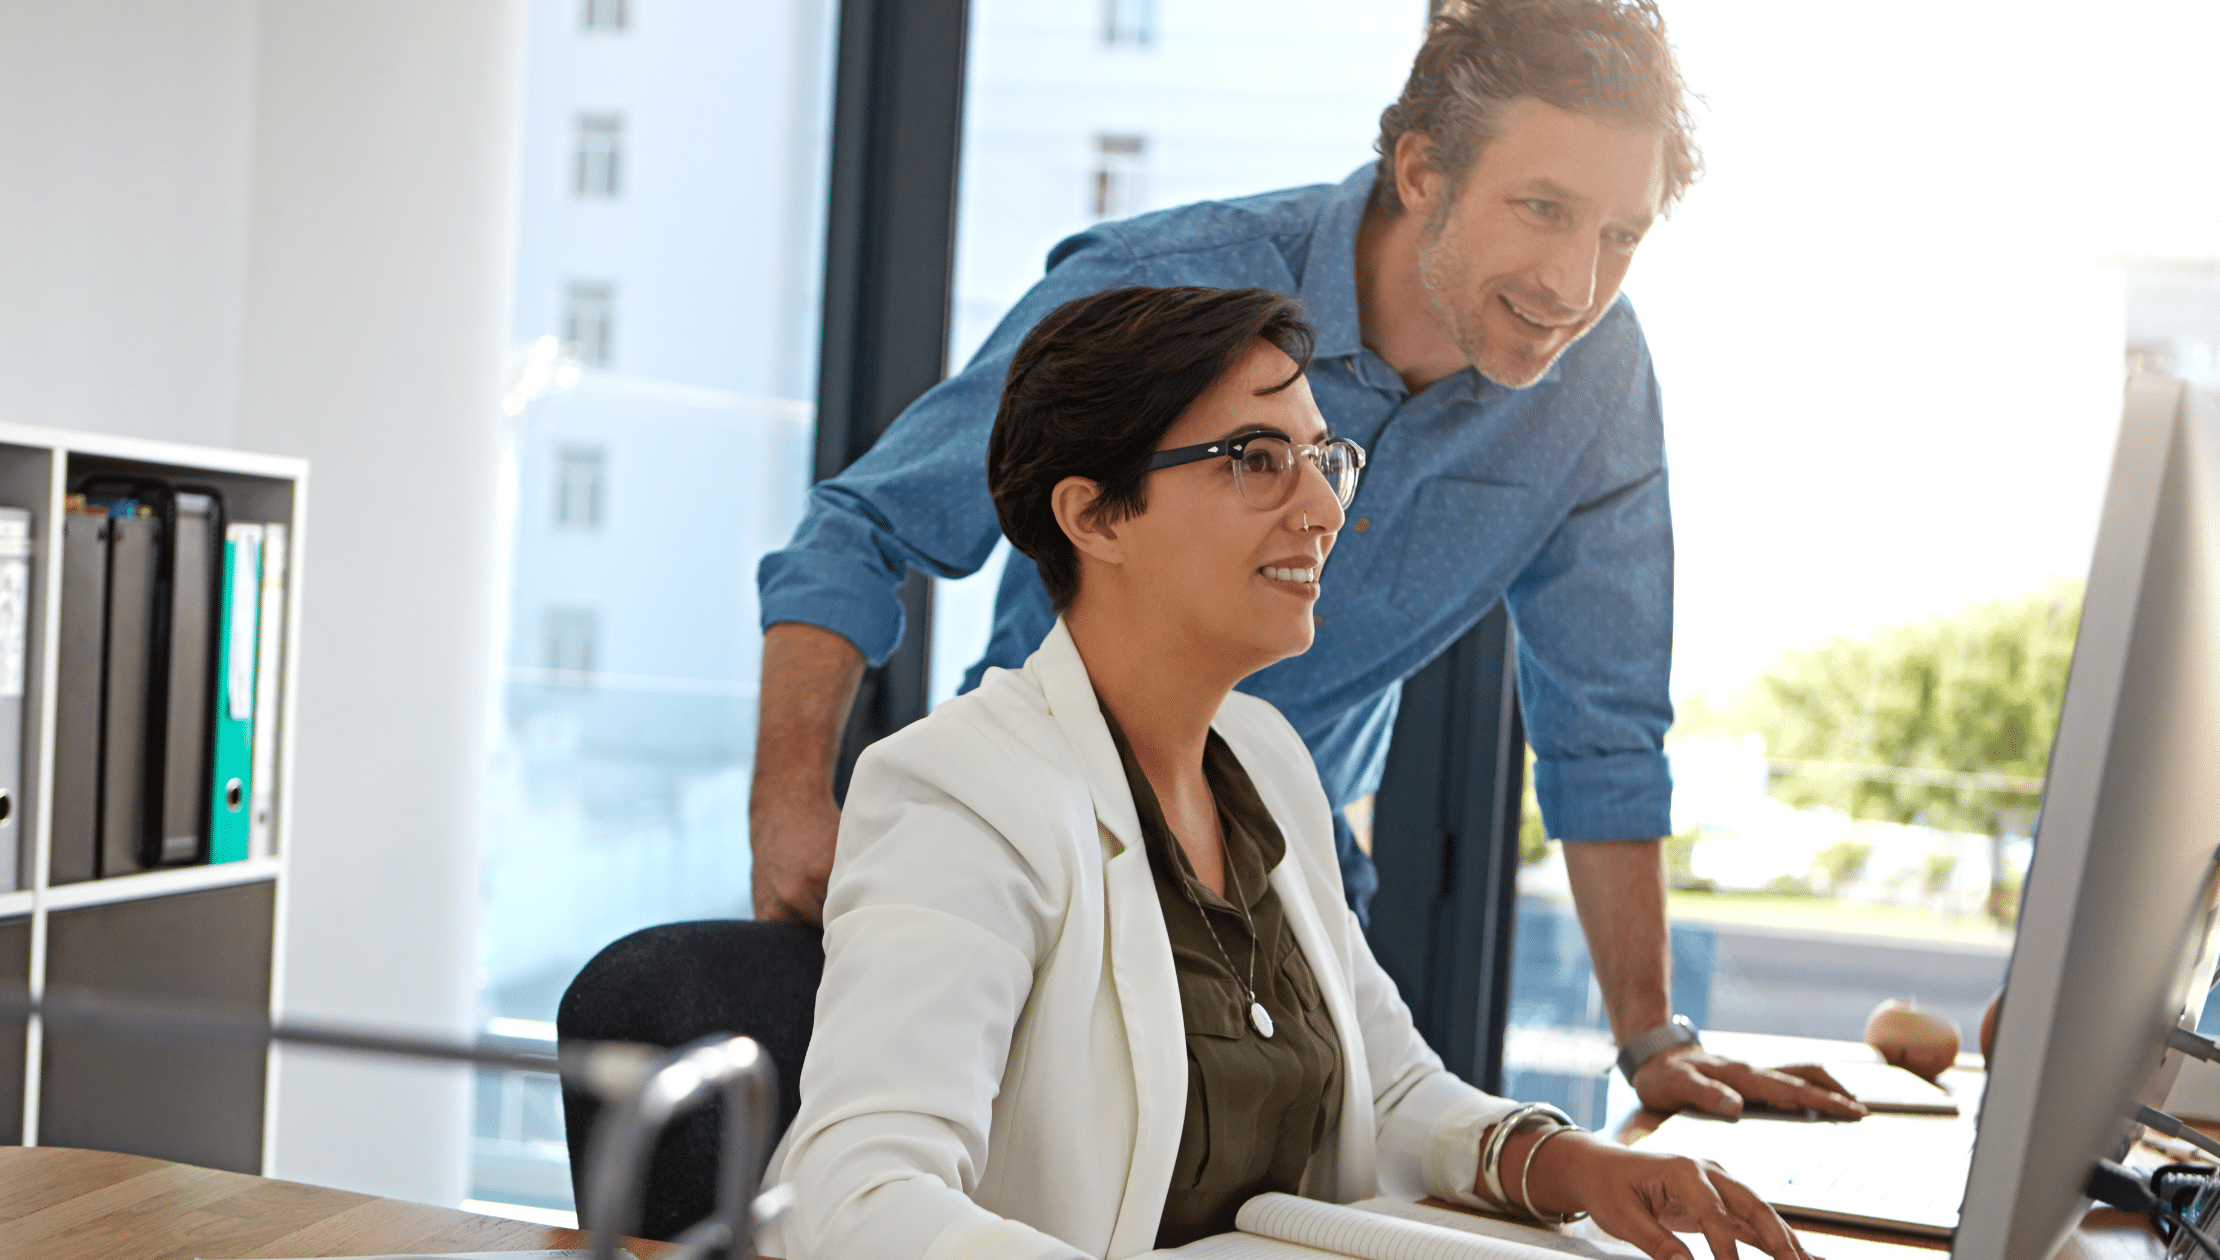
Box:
[0,1147,673,1260]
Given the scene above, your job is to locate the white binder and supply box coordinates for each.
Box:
[248,522,288,858]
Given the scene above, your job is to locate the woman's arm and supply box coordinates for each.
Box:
[1345,915,1814,1260]
[774,719,1086,1260]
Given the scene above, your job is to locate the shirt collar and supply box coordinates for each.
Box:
[1296,165,1377,363]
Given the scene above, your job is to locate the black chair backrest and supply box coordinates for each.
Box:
[557,919,824,1241]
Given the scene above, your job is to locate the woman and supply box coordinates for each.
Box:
[762,286,1813,1260]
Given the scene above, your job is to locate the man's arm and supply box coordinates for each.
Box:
[750,623,866,923]
[1562,840,1862,1118]
[749,229,1150,925]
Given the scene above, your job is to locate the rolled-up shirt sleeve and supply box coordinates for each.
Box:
[1506,329,1675,843]
[758,231,1145,666]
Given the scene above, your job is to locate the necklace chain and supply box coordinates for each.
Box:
[1177,808,1268,1036]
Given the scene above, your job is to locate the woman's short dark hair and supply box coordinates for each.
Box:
[1372,0,1701,215]
[987,286,1315,612]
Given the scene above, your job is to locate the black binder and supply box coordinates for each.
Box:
[65,479,226,876]
[52,511,106,884]
[97,513,159,877]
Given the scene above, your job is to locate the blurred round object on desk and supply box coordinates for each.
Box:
[1866,999,1961,1081]
[1979,989,2003,1062]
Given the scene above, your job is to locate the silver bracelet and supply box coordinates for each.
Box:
[1518,1122,1589,1225]
[1480,1102,1575,1209]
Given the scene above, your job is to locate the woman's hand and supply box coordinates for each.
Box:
[1517,1131,1818,1260]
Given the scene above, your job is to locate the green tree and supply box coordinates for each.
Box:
[1812,840,1873,893]
[1742,583,2082,834]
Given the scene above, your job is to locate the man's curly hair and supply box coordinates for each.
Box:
[1372,0,1701,214]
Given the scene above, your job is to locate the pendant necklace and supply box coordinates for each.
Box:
[1182,813,1273,1039]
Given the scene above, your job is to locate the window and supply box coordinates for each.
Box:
[542,606,598,678]
[937,2,1417,697]
[1102,0,1156,48]
[554,446,605,528]
[562,281,615,367]
[1091,133,1148,221]
[488,0,832,1215]
[573,113,624,199]
[580,0,627,33]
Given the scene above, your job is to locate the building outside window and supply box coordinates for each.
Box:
[1102,0,1156,47]
[479,0,834,1216]
[554,445,605,528]
[542,606,598,678]
[581,0,627,33]
[561,281,615,367]
[1091,133,1147,221]
[573,112,624,198]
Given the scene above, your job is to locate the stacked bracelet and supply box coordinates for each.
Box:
[1479,1103,1575,1211]
[1517,1123,1588,1225]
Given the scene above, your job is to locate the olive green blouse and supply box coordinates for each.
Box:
[1100,705,1345,1248]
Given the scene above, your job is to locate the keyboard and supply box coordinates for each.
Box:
[1640,1111,1976,1237]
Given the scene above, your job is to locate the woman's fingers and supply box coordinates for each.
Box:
[1616,1152,1814,1260]
[1708,1165,1816,1260]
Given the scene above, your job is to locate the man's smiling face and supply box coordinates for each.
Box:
[1414,96,1667,389]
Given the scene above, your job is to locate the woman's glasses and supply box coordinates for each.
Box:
[1145,430,1367,511]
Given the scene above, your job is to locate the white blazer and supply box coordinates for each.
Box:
[761,621,1521,1260]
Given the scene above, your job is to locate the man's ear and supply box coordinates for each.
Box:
[1395,130,1445,214]
[1052,476,1125,566]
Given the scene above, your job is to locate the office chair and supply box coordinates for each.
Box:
[558,919,824,1241]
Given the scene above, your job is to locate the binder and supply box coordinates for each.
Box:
[155,492,219,867]
[51,509,107,885]
[208,524,262,864]
[98,511,161,879]
[0,509,30,891]
[247,523,287,858]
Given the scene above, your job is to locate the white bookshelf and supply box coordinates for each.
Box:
[0,421,305,1174]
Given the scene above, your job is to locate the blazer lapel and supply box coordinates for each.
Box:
[1026,620,1185,1253]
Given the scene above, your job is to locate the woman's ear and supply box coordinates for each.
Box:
[1052,476,1125,566]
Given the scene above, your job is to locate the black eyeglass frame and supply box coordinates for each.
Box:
[1144,429,1368,507]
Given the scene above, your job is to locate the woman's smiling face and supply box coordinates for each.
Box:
[1066,338,1346,676]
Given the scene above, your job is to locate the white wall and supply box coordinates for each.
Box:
[237,0,521,1206]
[0,0,523,1208]
[0,0,260,448]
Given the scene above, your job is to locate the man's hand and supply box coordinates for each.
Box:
[1634,1044,1866,1119]
[1524,1132,1818,1260]
[750,622,866,925]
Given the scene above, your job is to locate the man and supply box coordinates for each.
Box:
[752,0,1860,1120]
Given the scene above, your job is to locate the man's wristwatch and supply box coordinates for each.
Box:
[1617,1015,1701,1083]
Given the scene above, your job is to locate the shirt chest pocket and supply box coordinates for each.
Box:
[1386,478,1543,622]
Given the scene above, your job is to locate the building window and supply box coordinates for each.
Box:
[1102,0,1156,47]
[563,281,616,367]
[573,113,625,199]
[1092,134,1148,221]
[580,0,628,33]
[555,446,606,529]
[543,606,599,679]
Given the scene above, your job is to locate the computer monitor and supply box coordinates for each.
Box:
[1956,374,2220,1260]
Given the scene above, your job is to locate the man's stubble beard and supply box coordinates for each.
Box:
[1414,192,1562,392]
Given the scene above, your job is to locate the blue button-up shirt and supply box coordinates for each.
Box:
[760,166,1674,843]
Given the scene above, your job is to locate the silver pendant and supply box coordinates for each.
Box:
[1249,1000,1275,1039]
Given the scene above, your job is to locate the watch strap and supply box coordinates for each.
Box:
[1617,1015,1700,1082]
